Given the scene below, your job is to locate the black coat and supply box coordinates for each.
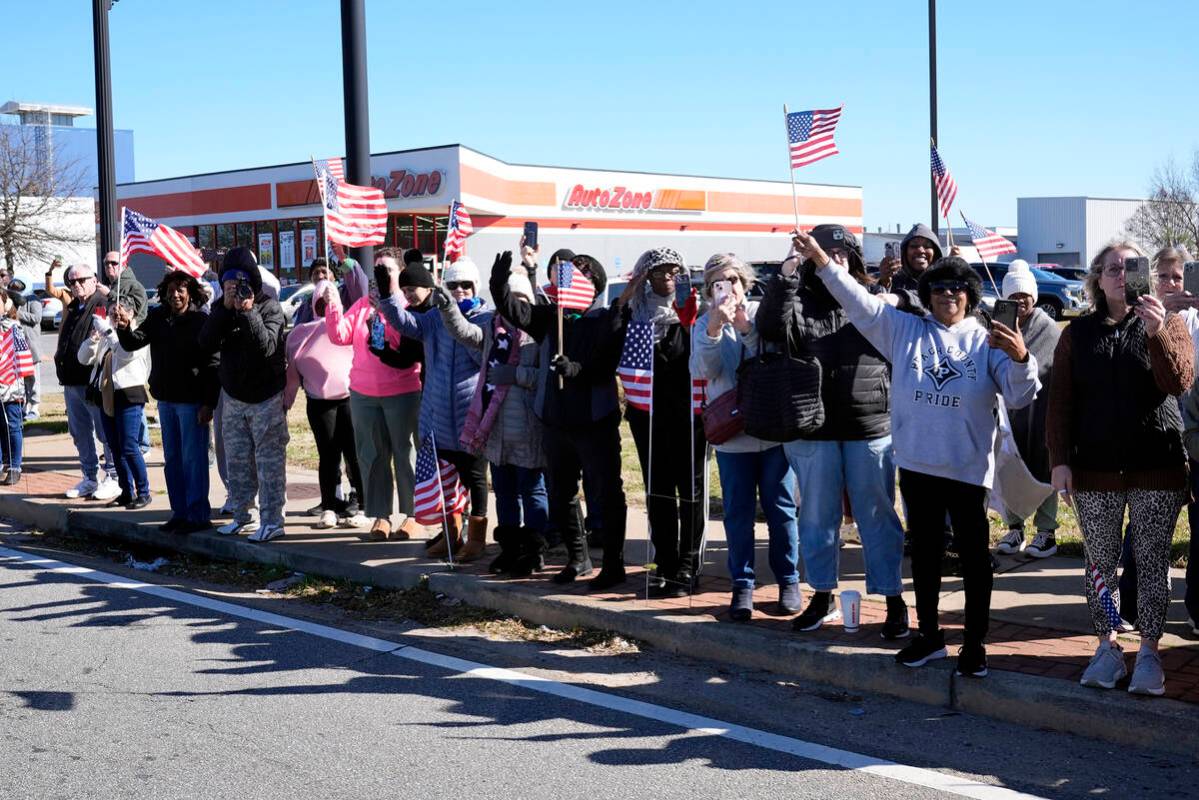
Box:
[55,292,108,387]
[757,268,890,441]
[117,305,220,408]
[197,294,287,404]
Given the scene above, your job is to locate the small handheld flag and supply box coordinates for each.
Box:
[121,208,207,278]
[313,159,387,247]
[961,213,1017,260]
[548,261,596,311]
[1089,562,1125,631]
[930,144,958,219]
[413,434,469,527]
[786,106,843,168]
[618,321,654,412]
[443,200,473,263]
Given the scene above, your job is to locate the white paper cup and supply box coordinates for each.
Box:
[839,590,861,631]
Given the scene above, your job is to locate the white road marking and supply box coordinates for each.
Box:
[0,546,1045,800]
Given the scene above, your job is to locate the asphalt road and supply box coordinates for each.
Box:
[0,537,1195,800]
[36,329,62,396]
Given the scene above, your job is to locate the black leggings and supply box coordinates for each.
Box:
[306,396,363,512]
[440,447,489,516]
[899,469,992,644]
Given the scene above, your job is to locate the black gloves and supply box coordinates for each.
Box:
[431,286,451,311]
[549,353,581,378]
[369,341,411,369]
[488,363,518,386]
[492,251,513,282]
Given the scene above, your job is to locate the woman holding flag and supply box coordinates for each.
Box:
[1047,240,1193,697]
[0,289,35,484]
[620,248,706,597]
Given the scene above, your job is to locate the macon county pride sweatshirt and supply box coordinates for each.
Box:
[816,264,1039,489]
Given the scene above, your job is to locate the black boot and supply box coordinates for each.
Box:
[552,525,592,584]
[488,526,520,574]
[589,542,627,592]
[508,528,546,578]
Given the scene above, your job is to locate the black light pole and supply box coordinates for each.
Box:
[340,0,373,267]
[928,0,939,234]
[92,0,119,258]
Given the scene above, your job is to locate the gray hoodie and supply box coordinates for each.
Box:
[818,264,1040,489]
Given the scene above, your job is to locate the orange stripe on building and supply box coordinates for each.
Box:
[276,179,323,208]
[123,185,273,219]
[707,191,861,217]
[473,217,862,235]
[652,189,706,211]
[460,164,556,207]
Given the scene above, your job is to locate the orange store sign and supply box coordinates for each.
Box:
[563,184,706,212]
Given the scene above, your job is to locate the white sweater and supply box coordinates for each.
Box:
[77,327,151,393]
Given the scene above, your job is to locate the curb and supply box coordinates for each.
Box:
[6,494,1198,756]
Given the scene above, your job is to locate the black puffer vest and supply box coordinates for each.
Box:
[758,270,890,441]
[1067,311,1185,472]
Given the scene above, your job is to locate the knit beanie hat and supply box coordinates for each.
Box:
[403,248,424,267]
[399,262,435,289]
[1001,260,1038,302]
[442,256,480,286]
[507,270,535,302]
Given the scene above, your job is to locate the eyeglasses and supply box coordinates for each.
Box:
[1102,265,1126,277]
[445,281,474,291]
[66,276,94,286]
[929,281,968,295]
[103,260,119,266]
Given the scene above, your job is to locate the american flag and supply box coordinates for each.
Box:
[120,208,207,278]
[961,213,1017,260]
[319,157,344,182]
[618,321,654,412]
[691,378,707,416]
[413,434,469,526]
[786,106,843,168]
[443,200,473,262]
[930,144,958,219]
[0,325,34,386]
[313,160,387,247]
[548,261,596,311]
[1088,562,1125,631]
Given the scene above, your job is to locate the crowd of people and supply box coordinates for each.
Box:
[25,223,1199,697]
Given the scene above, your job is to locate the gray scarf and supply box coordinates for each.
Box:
[635,284,678,342]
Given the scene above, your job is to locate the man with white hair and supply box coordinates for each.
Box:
[50,263,121,500]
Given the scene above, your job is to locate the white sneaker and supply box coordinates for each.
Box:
[65,478,98,499]
[1025,530,1058,558]
[24,406,39,421]
[340,512,369,529]
[92,478,122,501]
[248,523,285,542]
[996,527,1025,555]
[316,510,337,529]
[217,519,259,536]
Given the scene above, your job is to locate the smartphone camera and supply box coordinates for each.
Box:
[1123,256,1151,306]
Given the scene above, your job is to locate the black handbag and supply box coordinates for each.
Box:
[736,337,824,443]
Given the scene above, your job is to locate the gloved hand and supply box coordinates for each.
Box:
[549,353,581,378]
[675,288,699,329]
[91,313,113,336]
[431,286,451,311]
[369,341,409,369]
[488,363,518,386]
[491,251,513,284]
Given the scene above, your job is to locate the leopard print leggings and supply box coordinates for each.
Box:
[1073,489,1185,641]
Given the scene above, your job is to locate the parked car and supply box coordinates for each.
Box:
[33,289,63,330]
[1041,264,1088,282]
[279,282,314,326]
[972,263,1087,320]
[605,267,708,306]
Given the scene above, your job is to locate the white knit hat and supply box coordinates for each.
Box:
[442,256,480,287]
[507,267,534,301]
[1001,259,1037,302]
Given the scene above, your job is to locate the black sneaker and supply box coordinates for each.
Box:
[895,632,948,667]
[791,592,841,631]
[881,597,911,640]
[955,642,988,678]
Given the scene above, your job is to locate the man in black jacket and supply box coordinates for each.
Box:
[116,270,220,534]
[490,250,630,590]
[54,263,120,500]
[198,248,289,543]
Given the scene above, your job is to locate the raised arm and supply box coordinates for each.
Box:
[438,299,485,351]
[489,251,552,341]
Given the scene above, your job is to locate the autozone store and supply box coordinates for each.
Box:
[115,144,862,291]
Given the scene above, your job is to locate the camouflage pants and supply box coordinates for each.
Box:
[221,390,289,527]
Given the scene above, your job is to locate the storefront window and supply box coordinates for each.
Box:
[394,214,414,249]
[254,221,276,274]
[416,215,435,254]
[277,220,298,278]
[235,222,254,248]
[434,215,448,258]
[197,225,215,251]
[297,218,321,269]
[216,223,234,251]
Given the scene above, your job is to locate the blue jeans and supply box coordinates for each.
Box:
[490,463,549,531]
[64,385,115,482]
[139,406,151,454]
[784,436,905,596]
[715,446,799,589]
[100,403,149,499]
[159,401,211,524]
[0,402,22,471]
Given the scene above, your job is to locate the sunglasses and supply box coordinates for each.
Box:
[66,276,94,286]
[650,267,681,279]
[103,260,119,266]
[929,281,968,295]
[445,281,474,291]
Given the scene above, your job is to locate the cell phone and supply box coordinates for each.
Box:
[523,221,539,250]
[1184,261,1199,297]
[992,299,1019,332]
[675,269,692,298]
[712,279,732,304]
[1123,256,1151,305]
[885,241,897,259]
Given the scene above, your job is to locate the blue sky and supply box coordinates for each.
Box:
[4,0,1197,229]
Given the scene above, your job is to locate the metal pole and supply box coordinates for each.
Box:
[928,0,939,234]
[340,0,374,268]
[92,0,118,258]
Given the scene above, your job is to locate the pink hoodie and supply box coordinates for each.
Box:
[284,316,353,408]
[325,295,422,397]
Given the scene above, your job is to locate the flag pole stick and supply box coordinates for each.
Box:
[311,156,333,269]
[555,265,564,391]
[644,379,656,600]
[430,432,456,568]
[115,206,125,307]
[783,104,801,233]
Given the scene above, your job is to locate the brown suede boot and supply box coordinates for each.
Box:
[392,517,423,541]
[426,512,463,558]
[456,515,489,562]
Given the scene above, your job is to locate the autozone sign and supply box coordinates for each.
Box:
[564,184,654,211]
[369,169,444,199]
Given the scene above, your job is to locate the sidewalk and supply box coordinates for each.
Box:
[5,431,1199,755]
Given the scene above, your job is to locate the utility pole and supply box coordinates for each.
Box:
[340,0,374,268]
[928,0,939,234]
[92,0,118,258]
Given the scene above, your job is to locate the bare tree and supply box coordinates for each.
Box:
[0,124,94,272]
[1124,153,1199,254]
